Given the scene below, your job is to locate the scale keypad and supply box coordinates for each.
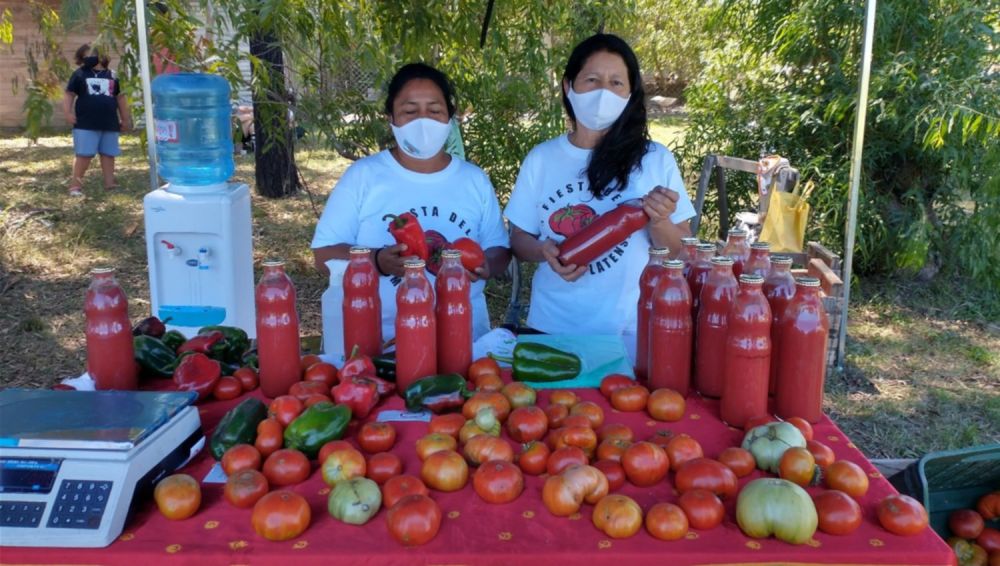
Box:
[46,479,112,529]
[0,501,47,527]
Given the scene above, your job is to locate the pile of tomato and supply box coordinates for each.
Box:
[946,493,1000,566]
[153,355,946,550]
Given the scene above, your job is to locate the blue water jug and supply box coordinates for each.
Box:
[152,73,235,187]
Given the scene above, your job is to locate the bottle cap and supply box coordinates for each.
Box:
[664,259,684,270]
[403,259,426,269]
[751,241,771,250]
[710,256,734,266]
[681,237,701,245]
[648,247,670,256]
[90,266,115,275]
[349,246,372,255]
[770,255,793,266]
[728,228,748,237]
[795,276,821,287]
[739,274,765,285]
[696,243,716,252]
[441,249,462,259]
[262,259,285,268]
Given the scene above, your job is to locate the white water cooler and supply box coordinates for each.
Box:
[143,183,255,338]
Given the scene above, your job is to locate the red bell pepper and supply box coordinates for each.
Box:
[340,345,377,381]
[330,377,379,419]
[173,352,221,402]
[448,238,486,272]
[356,375,395,398]
[177,331,224,356]
[383,212,429,261]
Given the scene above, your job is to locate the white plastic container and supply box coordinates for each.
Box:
[320,258,350,366]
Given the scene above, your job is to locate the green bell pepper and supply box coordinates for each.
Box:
[283,403,352,459]
[490,343,582,382]
[134,335,178,378]
[161,330,187,352]
[373,352,396,381]
[198,325,250,364]
[403,373,472,413]
[210,397,268,460]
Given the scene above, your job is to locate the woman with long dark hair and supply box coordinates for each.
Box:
[505,34,695,346]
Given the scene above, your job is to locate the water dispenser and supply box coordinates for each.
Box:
[143,73,255,339]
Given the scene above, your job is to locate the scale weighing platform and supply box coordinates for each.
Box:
[0,389,204,548]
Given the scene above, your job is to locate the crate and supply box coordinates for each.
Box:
[888,444,1000,538]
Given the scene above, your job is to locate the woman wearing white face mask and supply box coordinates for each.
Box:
[504,34,695,344]
[312,63,511,343]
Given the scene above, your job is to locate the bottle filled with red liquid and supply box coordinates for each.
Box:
[763,255,797,394]
[744,241,771,278]
[396,259,437,393]
[635,247,670,383]
[85,267,137,390]
[256,260,301,398]
[648,260,693,395]
[343,247,382,359]
[679,237,701,278]
[557,200,649,267]
[435,250,471,376]
[687,243,716,320]
[722,229,751,277]
[694,256,738,397]
[774,277,829,423]
[720,274,772,428]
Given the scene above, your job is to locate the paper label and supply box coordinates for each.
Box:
[155,119,179,143]
[377,410,431,423]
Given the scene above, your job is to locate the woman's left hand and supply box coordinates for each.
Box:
[642,186,679,224]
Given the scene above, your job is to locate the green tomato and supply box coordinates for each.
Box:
[741,422,806,473]
[328,477,382,525]
[736,478,818,545]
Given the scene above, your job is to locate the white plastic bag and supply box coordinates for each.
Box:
[320,259,350,367]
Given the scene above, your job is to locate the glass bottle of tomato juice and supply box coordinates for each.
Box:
[763,255,796,394]
[722,228,751,277]
[720,274,772,428]
[396,259,437,393]
[435,250,471,376]
[774,276,829,423]
[648,260,693,395]
[85,267,137,390]
[744,241,771,278]
[343,246,382,358]
[256,260,301,398]
[636,247,670,383]
[679,237,701,278]
[687,242,716,320]
[694,256,738,398]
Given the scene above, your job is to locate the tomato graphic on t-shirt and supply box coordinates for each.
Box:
[424,229,449,275]
[548,204,596,238]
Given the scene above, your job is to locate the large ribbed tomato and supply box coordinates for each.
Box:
[647,388,685,421]
[386,494,441,546]
[593,494,643,539]
[665,434,703,471]
[251,490,311,541]
[646,502,689,541]
[542,464,608,517]
[675,458,738,499]
[547,446,588,475]
[622,441,669,487]
[569,401,605,429]
[415,433,457,461]
[678,488,725,530]
[463,435,514,466]
[473,460,524,504]
[600,374,634,399]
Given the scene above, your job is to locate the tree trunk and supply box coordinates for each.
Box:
[248,29,299,198]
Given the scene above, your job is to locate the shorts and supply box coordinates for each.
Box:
[73,129,121,158]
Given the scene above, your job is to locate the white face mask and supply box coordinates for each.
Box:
[566,85,631,131]
[390,117,451,160]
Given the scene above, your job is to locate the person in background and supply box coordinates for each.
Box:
[504,33,695,354]
[62,44,132,196]
[311,62,510,342]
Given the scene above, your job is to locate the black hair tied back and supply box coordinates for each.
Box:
[384,62,457,119]
[562,34,651,198]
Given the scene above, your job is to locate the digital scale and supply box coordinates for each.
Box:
[0,389,204,548]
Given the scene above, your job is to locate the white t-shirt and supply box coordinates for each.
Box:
[504,135,695,337]
[311,150,510,340]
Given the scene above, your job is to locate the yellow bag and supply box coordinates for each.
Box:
[759,181,813,253]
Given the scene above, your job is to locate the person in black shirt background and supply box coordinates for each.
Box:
[62,44,132,196]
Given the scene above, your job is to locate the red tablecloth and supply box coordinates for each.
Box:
[1,384,954,566]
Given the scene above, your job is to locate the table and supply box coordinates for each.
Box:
[1,384,954,566]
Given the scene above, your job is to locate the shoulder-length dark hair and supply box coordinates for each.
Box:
[562,34,650,198]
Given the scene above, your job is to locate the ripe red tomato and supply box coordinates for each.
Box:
[507,406,549,443]
[366,452,403,485]
[251,490,311,541]
[263,448,311,486]
[233,367,259,391]
[646,502,689,541]
[647,388,685,422]
[318,440,354,465]
[213,376,243,401]
[826,460,869,498]
[561,415,593,429]
[545,403,569,428]
[814,490,863,535]
[549,425,598,458]
[221,443,262,476]
[386,494,441,546]
[978,527,1000,553]
[596,438,632,463]
[950,509,986,539]
[321,448,366,486]
[473,460,524,504]
[303,362,338,387]
[784,416,814,441]
[475,373,504,392]
[979,492,1000,521]
[303,394,332,408]
[779,447,819,487]
[718,447,756,478]
[415,433,457,461]
[547,446,589,475]
[300,354,323,373]
[468,357,501,383]
[549,390,580,408]
[428,413,466,439]
[569,401,605,429]
[621,441,669,487]
[594,459,626,492]
[358,422,397,453]
[254,418,283,459]
[154,473,201,520]
[744,414,777,431]
[675,458,738,499]
[421,450,469,492]
[382,475,429,508]
[592,494,643,539]
[288,380,328,402]
[877,494,929,536]
[807,440,836,469]
[518,441,550,476]
[268,395,304,428]
[600,374,634,399]
[665,434,703,471]
[224,469,269,509]
[597,422,635,443]
[611,384,650,412]
[678,488,725,530]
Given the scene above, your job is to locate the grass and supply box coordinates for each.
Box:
[1,127,997,459]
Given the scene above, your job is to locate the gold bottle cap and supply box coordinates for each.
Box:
[349,246,372,255]
[664,259,684,270]
[403,259,426,269]
[710,256,734,266]
[770,255,793,266]
[796,276,821,287]
[739,274,765,285]
[750,241,770,250]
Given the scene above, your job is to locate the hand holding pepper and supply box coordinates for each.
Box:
[372,243,413,277]
[383,212,429,261]
[542,239,587,282]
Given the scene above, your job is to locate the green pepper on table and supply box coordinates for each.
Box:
[198,325,251,364]
[490,343,582,382]
[210,396,268,460]
[283,402,351,459]
[404,373,472,413]
[134,335,179,378]
[161,330,187,352]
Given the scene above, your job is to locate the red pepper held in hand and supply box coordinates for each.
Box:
[331,377,379,419]
[173,352,221,402]
[341,345,377,380]
[449,238,485,272]
[383,212,429,261]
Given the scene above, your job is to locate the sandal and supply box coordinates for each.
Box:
[68,176,84,196]
[68,187,83,197]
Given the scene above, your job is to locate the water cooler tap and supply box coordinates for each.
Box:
[198,247,211,270]
[161,240,182,257]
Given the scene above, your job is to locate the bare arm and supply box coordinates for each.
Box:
[469,245,511,283]
[313,242,413,277]
[510,225,587,282]
[62,92,76,125]
[117,94,132,130]
[643,187,692,257]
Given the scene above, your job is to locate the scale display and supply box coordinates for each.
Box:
[0,458,61,494]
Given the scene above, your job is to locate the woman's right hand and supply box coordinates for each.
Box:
[376,243,415,277]
[65,114,76,126]
[541,239,587,282]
